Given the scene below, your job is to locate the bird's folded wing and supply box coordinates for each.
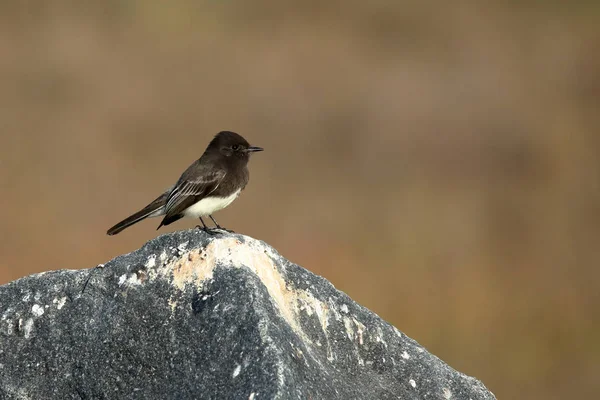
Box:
[163,169,227,219]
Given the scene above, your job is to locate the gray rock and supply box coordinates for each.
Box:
[0,230,495,400]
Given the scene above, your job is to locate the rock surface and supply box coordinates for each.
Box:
[0,230,495,400]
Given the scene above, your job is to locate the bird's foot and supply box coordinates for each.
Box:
[214,225,234,233]
[195,225,226,235]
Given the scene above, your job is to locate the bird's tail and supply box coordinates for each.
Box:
[106,192,168,235]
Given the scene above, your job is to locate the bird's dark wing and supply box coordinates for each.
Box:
[158,166,226,228]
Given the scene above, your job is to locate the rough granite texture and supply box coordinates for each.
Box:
[0,230,495,400]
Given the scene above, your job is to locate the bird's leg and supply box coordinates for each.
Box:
[209,215,234,233]
[196,217,223,235]
[196,217,210,232]
[208,215,222,229]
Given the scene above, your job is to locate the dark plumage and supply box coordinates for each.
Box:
[107,131,263,235]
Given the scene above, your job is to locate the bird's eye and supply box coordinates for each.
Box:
[232,145,239,151]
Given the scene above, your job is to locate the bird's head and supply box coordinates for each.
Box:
[210,131,263,160]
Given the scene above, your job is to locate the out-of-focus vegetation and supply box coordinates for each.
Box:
[1,1,599,399]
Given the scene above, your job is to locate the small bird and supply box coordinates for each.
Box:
[107,131,263,235]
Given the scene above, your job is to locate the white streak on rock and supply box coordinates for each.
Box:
[31,304,44,317]
[329,300,342,321]
[167,296,178,313]
[146,255,156,268]
[56,297,67,310]
[343,317,354,340]
[127,274,142,286]
[376,327,387,347]
[23,318,34,339]
[5,319,14,335]
[353,318,365,345]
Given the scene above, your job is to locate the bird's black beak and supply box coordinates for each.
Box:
[246,146,264,153]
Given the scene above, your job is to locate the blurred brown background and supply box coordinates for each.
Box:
[1,1,599,399]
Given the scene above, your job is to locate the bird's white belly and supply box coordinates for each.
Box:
[183,189,241,218]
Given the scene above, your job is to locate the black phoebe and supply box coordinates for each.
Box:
[106,131,263,235]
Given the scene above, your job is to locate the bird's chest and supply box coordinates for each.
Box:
[183,189,241,217]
